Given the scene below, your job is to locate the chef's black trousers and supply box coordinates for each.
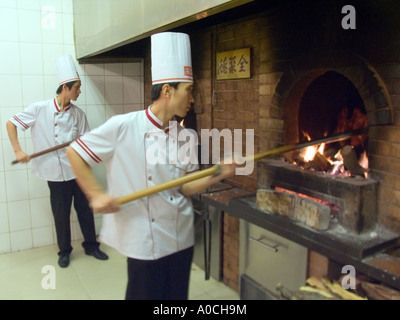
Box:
[125,246,194,300]
[48,180,99,256]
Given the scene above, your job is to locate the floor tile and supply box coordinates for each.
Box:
[0,240,239,300]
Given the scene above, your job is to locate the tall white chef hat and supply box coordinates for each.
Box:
[55,54,80,86]
[151,32,193,85]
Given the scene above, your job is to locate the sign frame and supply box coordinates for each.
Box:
[216,47,251,80]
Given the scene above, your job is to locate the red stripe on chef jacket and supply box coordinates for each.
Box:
[75,138,102,163]
[145,107,174,133]
[13,116,29,129]
[53,98,71,112]
[145,107,162,129]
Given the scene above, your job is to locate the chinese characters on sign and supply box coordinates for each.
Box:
[216,48,250,80]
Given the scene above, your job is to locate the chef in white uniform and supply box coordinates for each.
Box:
[6,55,108,268]
[67,32,236,300]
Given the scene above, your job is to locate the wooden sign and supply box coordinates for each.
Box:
[216,48,250,80]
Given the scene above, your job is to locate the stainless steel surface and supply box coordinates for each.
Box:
[192,182,233,280]
[240,274,278,300]
[249,236,280,253]
[193,202,222,281]
[239,219,308,299]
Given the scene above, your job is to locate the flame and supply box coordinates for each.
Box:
[180,119,185,127]
[303,146,318,162]
[318,143,325,154]
[330,151,345,175]
[300,132,317,161]
[299,132,327,162]
[295,131,368,177]
[359,150,369,178]
[359,150,368,168]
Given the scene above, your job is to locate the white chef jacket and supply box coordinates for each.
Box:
[10,98,89,181]
[70,106,199,260]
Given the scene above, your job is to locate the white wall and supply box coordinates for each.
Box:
[0,0,144,254]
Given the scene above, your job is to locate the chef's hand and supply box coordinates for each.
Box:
[216,161,237,179]
[216,153,245,179]
[90,193,120,213]
[14,150,31,163]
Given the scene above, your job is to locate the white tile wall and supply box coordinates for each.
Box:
[0,149,4,174]
[10,230,33,251]
[32,225,54,247]
[0,0,145,254]
[30,197,53,228]
[0,203,8,234]
[0,234,11,254]
[0,76,23,107]
[5,171,30,202]
[0,43,21,75]
[18,10,42,43]
[8,200,32,231]
[28,175,49,199]
[105,76,124,104]
[0,173,6,203]
[0,7,18,42]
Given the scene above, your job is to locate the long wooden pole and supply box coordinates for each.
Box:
[11,140,74,165]
[244,128,367,162]
[116,128,367,205]
[116,165,221,204]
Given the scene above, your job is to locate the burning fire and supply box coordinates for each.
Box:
[301,135,325,162]
[295,131,369,177]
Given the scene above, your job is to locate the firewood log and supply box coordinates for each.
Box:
[341,145,369,177]
[311,152,333,171]
[299,286,336,299]
[321,278,367,300]
[361,282,400,300]
[306,276,331,292]
[276,283,334,300]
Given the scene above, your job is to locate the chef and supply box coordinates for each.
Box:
[6,54,108,268]
[66,32,236,300]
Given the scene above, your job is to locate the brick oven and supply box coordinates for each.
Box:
[254,52,394,236]
[140,0,400,298]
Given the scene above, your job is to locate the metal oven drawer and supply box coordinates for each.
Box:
[239,220,308,296]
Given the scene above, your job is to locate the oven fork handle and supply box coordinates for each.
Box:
[11,140,75,165]
[244,127,368,163]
